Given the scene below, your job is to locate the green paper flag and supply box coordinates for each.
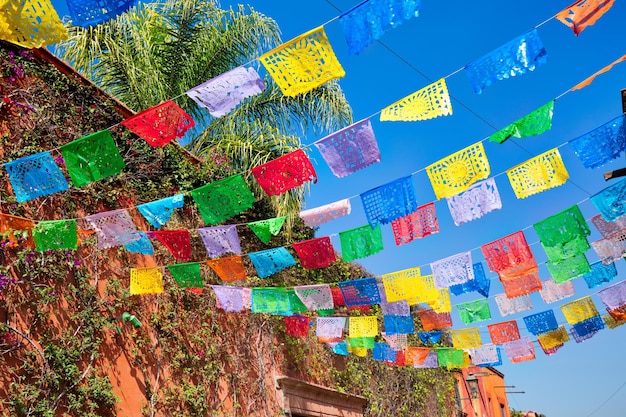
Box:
[437,348,465,368]
[32,219,78,251]
[60,130,125,187]
[490,101,554,144]
[251,287,290,314]
[534,205,590,263]
[456,298,492,324]
[348,337,375,349]
[248,216,287,244]
[167,262,203,290]
[339,224,384,262]
[287,289,309,313]
[547,254,591,284]
[191,175,256,225]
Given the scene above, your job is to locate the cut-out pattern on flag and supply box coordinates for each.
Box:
[287,290,308,314]
[314,118,380,178]
[456,299,491,324]
[539,339,565,356]
[348,337,375,350]
[211,286,247,312]
[259,26,345,97]
[206,256,247,282]
[381,267,422,304]
[490,101,554,144]
[121,100,194,147]
[251,149,317,197]
[413,351,439,368]
[32,220,77,251]
[0,214,34,248]
[537,326,570,350]
[495,293,533,316]
[247,216,287,244]
[5,152,69,203]
[427,142,491,200]
[339,0,420,55]
[339,224,384,262]
[251,288,290,314]
[450,328,482,349]
[597,280,626,311]
[380,78,452,121]
[329,341,349,356]
[469,344,502,367]
[427,288,452,313]
[248,247,296,278]
[292,236,336,269]
[130,267,163,295]
[150,230,192,261]
[197,225,241,258]
[339,277,381,306]
[603,312,626,329]
[590,178,626,221]
[590,214,626,239]
[534,205,590,262]
[465,29,547,94]
[316,317,346,342]
[556,0,615,35]
[137,194,184,229]
[124,232,154,255]
[0,0,68,48]
[501,268,542,298]
[382,333,408,351]
[592,237,626,265]
[417,331,443,345]
[437,348,465,369]
[361,176,417,227]
[524,310,559,335]
[61,129,126,187]
[450,262,490,298]
[569,115,626,169]
[446,178,502,226]
[383,314,414,335]
[572,53,626,90]
[540,278,575,304]
[65,0,139,27]
[481,231,535,276]
[546,254,591,284]
[285,316,310,337]
[391,202,439,246]
[377,284,409,315]
[504,337,536,363]
[299,199,351,227]
[561,296,600,324]
[507,148,569,199]
[185,66,265,117]
[418,309,453,330]
[430,251,474,289]
[85,209,139,249]
[294,284,334,311]
[405,347,430,366]
[349,316,378,338]
[191,175,256,225]
[572,315,605,340]
[488,321,521,344]
[167,262,203,290]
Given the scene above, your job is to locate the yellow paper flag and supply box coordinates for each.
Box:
[507,148,569,199]
[130,267,164,295]
[426,288,452,313]
[537,326,570,350]
[380,78,453,121]
[0,0,68,48]
[450,328,482,349]
[560,296,599,324]
[349,316,378,338]
[382,267,422,303]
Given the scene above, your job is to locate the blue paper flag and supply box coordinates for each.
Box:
[583,260,618,289]
[477,347,502,368]
[418,331,443,344]
[5,152,69,202]
[339,0,421,55]
[373,342,397,362]
[124,232,154,255]
[137,194,184,229]
[249,247,296,278]
[338,277,381,306]
[465,29,547,94]
[66,0,139,27]
[360,176,417,227]
[591,178,626,221]
[331,341,350,356]
[449,262,490,297]
[572,315,605,339]
[569,115,626,169]
[383,315,415,335]
[523,310,559,335]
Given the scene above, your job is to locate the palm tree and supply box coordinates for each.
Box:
[55,0,352,224]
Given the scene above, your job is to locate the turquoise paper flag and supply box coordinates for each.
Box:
[137,194,184,229]
[249,247,296,278]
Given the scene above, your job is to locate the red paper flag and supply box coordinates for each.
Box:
[122,100,195,147]
[150,230,192,261]
[285,316,311,337]
[251,149,317,196]
[292,236,336,269]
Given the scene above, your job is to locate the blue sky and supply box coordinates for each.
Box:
[50,1,626,416]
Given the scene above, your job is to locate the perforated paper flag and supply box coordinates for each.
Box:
[292,237,336,269]
[603,312,626,329]
[121,100,194,147]
[360,176,417,227]
[136,194,184,229]
[247,216,287,244]
[430,251,474,289]
[348,337,374,350]
[590,213,626,239]
[349,316,378,338]
[590,178,626,221]
[489,101,554,144]
[211,285,246,312]
[556,0,615,35]
[167,262,203,291]
[206,256,247,282]
[538,339,565,356]
[414,350,439,368]
[561,296,599,324]
[85,209,139,249]
[339,0,420,55]
[339,277,381,306]
[488,321,520,344]
[437,348,465,369]
[259,26,345,97]
[0,214,34,248]
[540,278,575,304]
[446,178,502,226]
[426,288,452,313]
[383,333,409,351]
[469,344,501,367]
[249,247,296,278]
[316,317,346,342]
[380,78,452,121]
[0,0,67,48]
[534,205,590,262]
[372,343,396,363]
[150,230,192,261]
[481,231,534,275]
[417,331,443,345]
[391,202,439,246]
[418,309,452,330]
[191,175,255,225]
[130,267,163,295]
[495,293,533,316]
[314,119,380,178]
[537,326,570,350]
[65,0,138,27]
[294,284,334,311]
[572,315,605,339]
[523,310,559,335]
[339,224,384,262]
[197,225,241,258]
[597,280,626,311]
[591,237,626,265]
[251,149,317,197]
[405,347,431,366]
[124,232,154,255]
[5,152,69,202]
[450,262,490,298]
[32,219,77,251]
[546,254,591,284]
[185,66,265,117]
[507,148,569,199]
[450,328,482,349]
[456,298,491,324]
[381,267,422,303]
[287,290,308,314]
[501,268,542,298]
[383,315,414,335]
[251,287,290,314]
[572,53,626,90]
[503,337,536,363]
[284,316,310,337]
[299,199,351,227]
[569,115,626,169]
[464,29,547,94]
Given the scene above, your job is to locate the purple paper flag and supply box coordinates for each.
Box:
[430,251,474,289]
[299,198,351,228]
[85,209,140,249]
[598,279,626,311]
[198,225,242,258]
[211,285,247,312]
[446,178,502,226]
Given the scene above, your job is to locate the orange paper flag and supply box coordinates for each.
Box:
[556,0,615,36]
[571,54,626,91]
[206,256,247,282]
